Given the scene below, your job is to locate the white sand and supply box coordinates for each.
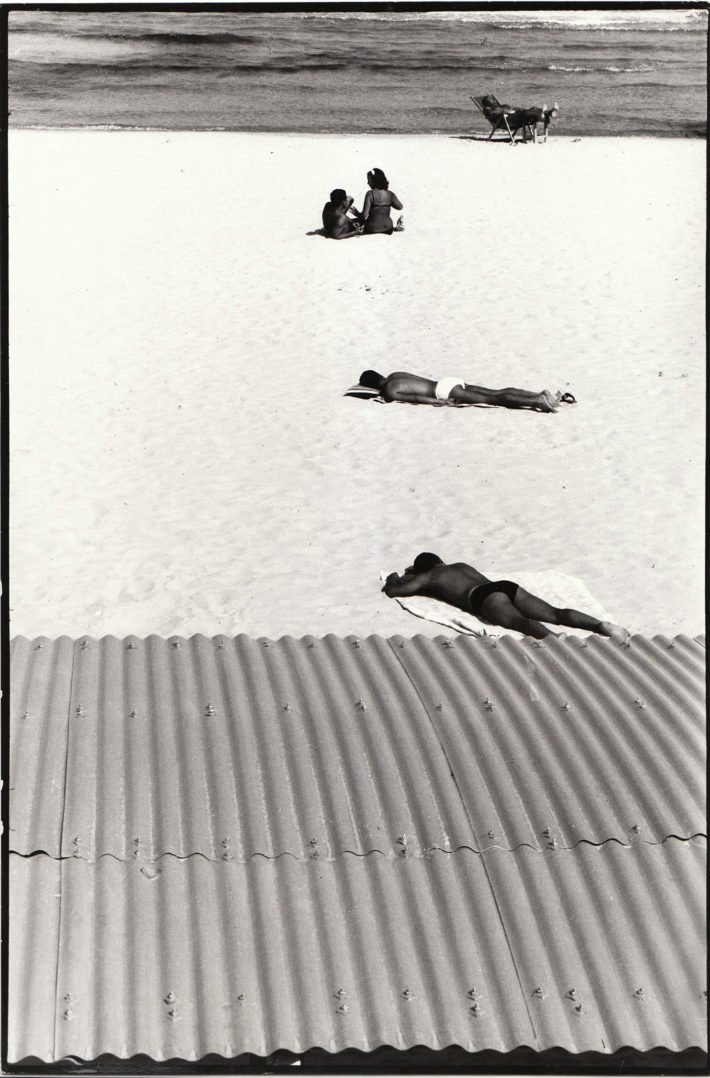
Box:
[9,131,705,640]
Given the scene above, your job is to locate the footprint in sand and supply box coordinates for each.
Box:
[119,577,156,602]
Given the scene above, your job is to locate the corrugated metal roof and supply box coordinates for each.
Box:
[11,634,705,860]
[9,633,706,1063]
[8,840,706,1062]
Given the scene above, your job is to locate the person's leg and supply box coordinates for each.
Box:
[455,385,559,412]
[513,586,630,641]
[474,591,558,639]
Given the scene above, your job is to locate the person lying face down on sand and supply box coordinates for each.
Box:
[383,553,630,642]
[358,370,575,412]
[322,189,364,239]
[360,168,404,235]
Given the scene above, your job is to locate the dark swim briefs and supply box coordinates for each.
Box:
[469,579,519,615]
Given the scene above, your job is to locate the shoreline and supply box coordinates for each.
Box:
[9,125,707,139]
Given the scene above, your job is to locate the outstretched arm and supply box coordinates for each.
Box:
[386,391,454,406]
[382,570,430,597]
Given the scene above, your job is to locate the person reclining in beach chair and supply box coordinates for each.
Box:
[357,369,576,412]
[382,553,630,642]
[322,189,364,239]
[472,94,515,140]
[472,95,559,143]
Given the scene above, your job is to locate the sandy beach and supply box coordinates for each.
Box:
[9,131,705,640]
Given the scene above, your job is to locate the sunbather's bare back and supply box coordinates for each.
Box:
[380,372,437,401]
[386,561,490,608]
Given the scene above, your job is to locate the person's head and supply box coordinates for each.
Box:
[408,552,443,573]
[359,369,385,391]
[367,168,389,190]
[329,188,347,207]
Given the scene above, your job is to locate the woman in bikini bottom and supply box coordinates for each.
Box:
[469,579,519,615]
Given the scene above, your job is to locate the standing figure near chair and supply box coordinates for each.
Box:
[360,169,404,235]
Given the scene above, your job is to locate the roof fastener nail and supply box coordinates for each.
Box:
[352,639,361,648]
[34,643,44,650]
[171,640,181,648]
[443,640,454,648]
[533,987,544,998]
[567,988,577,1000]
[126,642,137,650]
[237,993,246,1003]
[483,698,495,711]
[434,702,444,711]
[282,703,292,711]
[630,823,640,833]
[217,641,225,649]
[469,1003,482,1016]
[204,703,216,716]
[467,988,479,999]
[64,993,72,1002]
[80,640,88,649]
[399,641,406,648]
[334,988,347,1000]
[75,705,86,716]
[402,988,414,1001]
[129,710,138,718]
[560,701,570,711]
[355,699,367,710]
[634,698,646,709]
[542,828,551,837]
[164,992,176,1004]
[547,838,558,849]
[634,987,645,998]
[487,830,495,839]
[336,1004,349,1015]
[63,1008,74,1021]
[21,710,30,720]
[574,1003,583,1013]
[167,1008,178,1021]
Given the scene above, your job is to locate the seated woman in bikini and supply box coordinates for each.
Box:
[360,168,404,235]
[383,553,630,642]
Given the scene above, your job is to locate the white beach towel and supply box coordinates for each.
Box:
[380,569,616,640]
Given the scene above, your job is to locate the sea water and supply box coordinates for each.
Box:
[7,8,707,137]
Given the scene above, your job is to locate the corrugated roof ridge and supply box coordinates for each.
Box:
[12,833,706,865]
[10,1042,710,1066]
[9,632,706,647]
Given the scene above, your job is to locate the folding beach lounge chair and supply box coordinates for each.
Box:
[471,95,560,144]
[471,94,515,142]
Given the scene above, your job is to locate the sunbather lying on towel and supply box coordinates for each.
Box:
[358,370,575,412]
[322,189,364,239]
[382,553,630,641]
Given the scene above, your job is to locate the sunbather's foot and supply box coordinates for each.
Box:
[537,390,559,412]
[600,621,631,644]
[395,215,404,231]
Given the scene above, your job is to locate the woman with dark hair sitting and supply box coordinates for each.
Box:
[360,168,404,236]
